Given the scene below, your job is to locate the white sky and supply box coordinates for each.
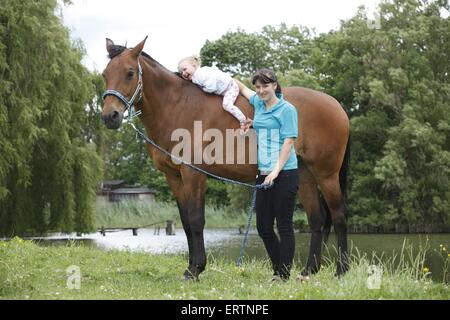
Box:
[60,0,380,72]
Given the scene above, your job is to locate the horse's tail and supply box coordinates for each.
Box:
[322,135,350,243]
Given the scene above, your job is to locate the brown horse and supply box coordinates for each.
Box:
[101,37,350,279]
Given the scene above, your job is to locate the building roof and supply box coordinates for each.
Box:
[111,187,156,194]
[101,180,125,188]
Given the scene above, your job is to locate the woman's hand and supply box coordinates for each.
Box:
[263,170,279,186]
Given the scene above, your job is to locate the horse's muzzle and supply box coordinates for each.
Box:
[102,110,123,129]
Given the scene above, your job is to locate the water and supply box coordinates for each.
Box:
[29,229,449,281]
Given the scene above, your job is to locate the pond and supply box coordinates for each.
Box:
[28,229,449,282]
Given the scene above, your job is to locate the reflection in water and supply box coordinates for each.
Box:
[30,229,449,281]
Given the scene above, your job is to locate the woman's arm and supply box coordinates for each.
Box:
[263,138,296,185]
[234,79,255,100]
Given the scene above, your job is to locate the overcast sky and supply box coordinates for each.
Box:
[60,0,380,72]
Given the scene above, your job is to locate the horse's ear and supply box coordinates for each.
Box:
[130,36,148,57]
[106,38,115,55]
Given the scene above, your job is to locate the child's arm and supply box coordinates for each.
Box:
[234,79,255,100]
[234,79,255,132]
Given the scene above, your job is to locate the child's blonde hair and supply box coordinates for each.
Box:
[177,55,202,72]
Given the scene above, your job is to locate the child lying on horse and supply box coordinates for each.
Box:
[177,55,249,134]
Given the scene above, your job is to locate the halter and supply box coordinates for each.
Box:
[102,58,143,117]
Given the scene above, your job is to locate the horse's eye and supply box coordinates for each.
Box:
[127,70,134,79]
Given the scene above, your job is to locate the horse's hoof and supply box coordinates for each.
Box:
[183,270,198,281]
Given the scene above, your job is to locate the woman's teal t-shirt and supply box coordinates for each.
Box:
[249,94,298,171]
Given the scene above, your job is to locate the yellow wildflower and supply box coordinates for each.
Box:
[423,267,430,273]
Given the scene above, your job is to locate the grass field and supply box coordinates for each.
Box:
[1,238,448,300]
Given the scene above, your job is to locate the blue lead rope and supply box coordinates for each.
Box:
[127,116,272,267]
[236,189,257,267]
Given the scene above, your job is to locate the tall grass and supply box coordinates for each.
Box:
[322,237,449,284]
[95,200,179,228]
[95,200,250,229]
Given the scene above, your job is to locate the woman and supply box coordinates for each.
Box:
[237,69,299,281]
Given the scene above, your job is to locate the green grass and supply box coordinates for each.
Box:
[1,238,448,300]
[95,200,250,229]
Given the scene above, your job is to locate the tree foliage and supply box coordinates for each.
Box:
[0,0,102,236]
[200,24,313,76]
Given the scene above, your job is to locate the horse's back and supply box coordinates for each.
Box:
[283,87,348,127]
[285,87,349,173]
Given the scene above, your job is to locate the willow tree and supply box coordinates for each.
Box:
[0,0,102,236]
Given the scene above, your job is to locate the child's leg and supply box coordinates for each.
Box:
[222,81,246,124]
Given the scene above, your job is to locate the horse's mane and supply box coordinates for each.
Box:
[107,44,153,60]
[108,44,187,80]
[107,44,127,59]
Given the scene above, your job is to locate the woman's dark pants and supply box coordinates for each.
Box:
[255,169,299,280]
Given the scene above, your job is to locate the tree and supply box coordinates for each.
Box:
[200,24,313,76]
[0,0,102,236]
[200,28,271,76]
[325,0,450,230]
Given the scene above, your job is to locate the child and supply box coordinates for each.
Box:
[178,55,248,134]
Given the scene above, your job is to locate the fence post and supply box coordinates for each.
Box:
[166,220,176,235]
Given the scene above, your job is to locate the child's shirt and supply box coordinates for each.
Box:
[192,66,233,95]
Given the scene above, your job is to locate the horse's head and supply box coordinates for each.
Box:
[101,37,147,129]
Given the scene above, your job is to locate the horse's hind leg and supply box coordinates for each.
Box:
[317,174,349,276]
[298,165,327,276]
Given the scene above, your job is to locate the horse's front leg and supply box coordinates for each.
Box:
[180,169,207,280]
[164,172,195,279]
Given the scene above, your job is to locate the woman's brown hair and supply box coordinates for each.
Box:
[251,68,282,95]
